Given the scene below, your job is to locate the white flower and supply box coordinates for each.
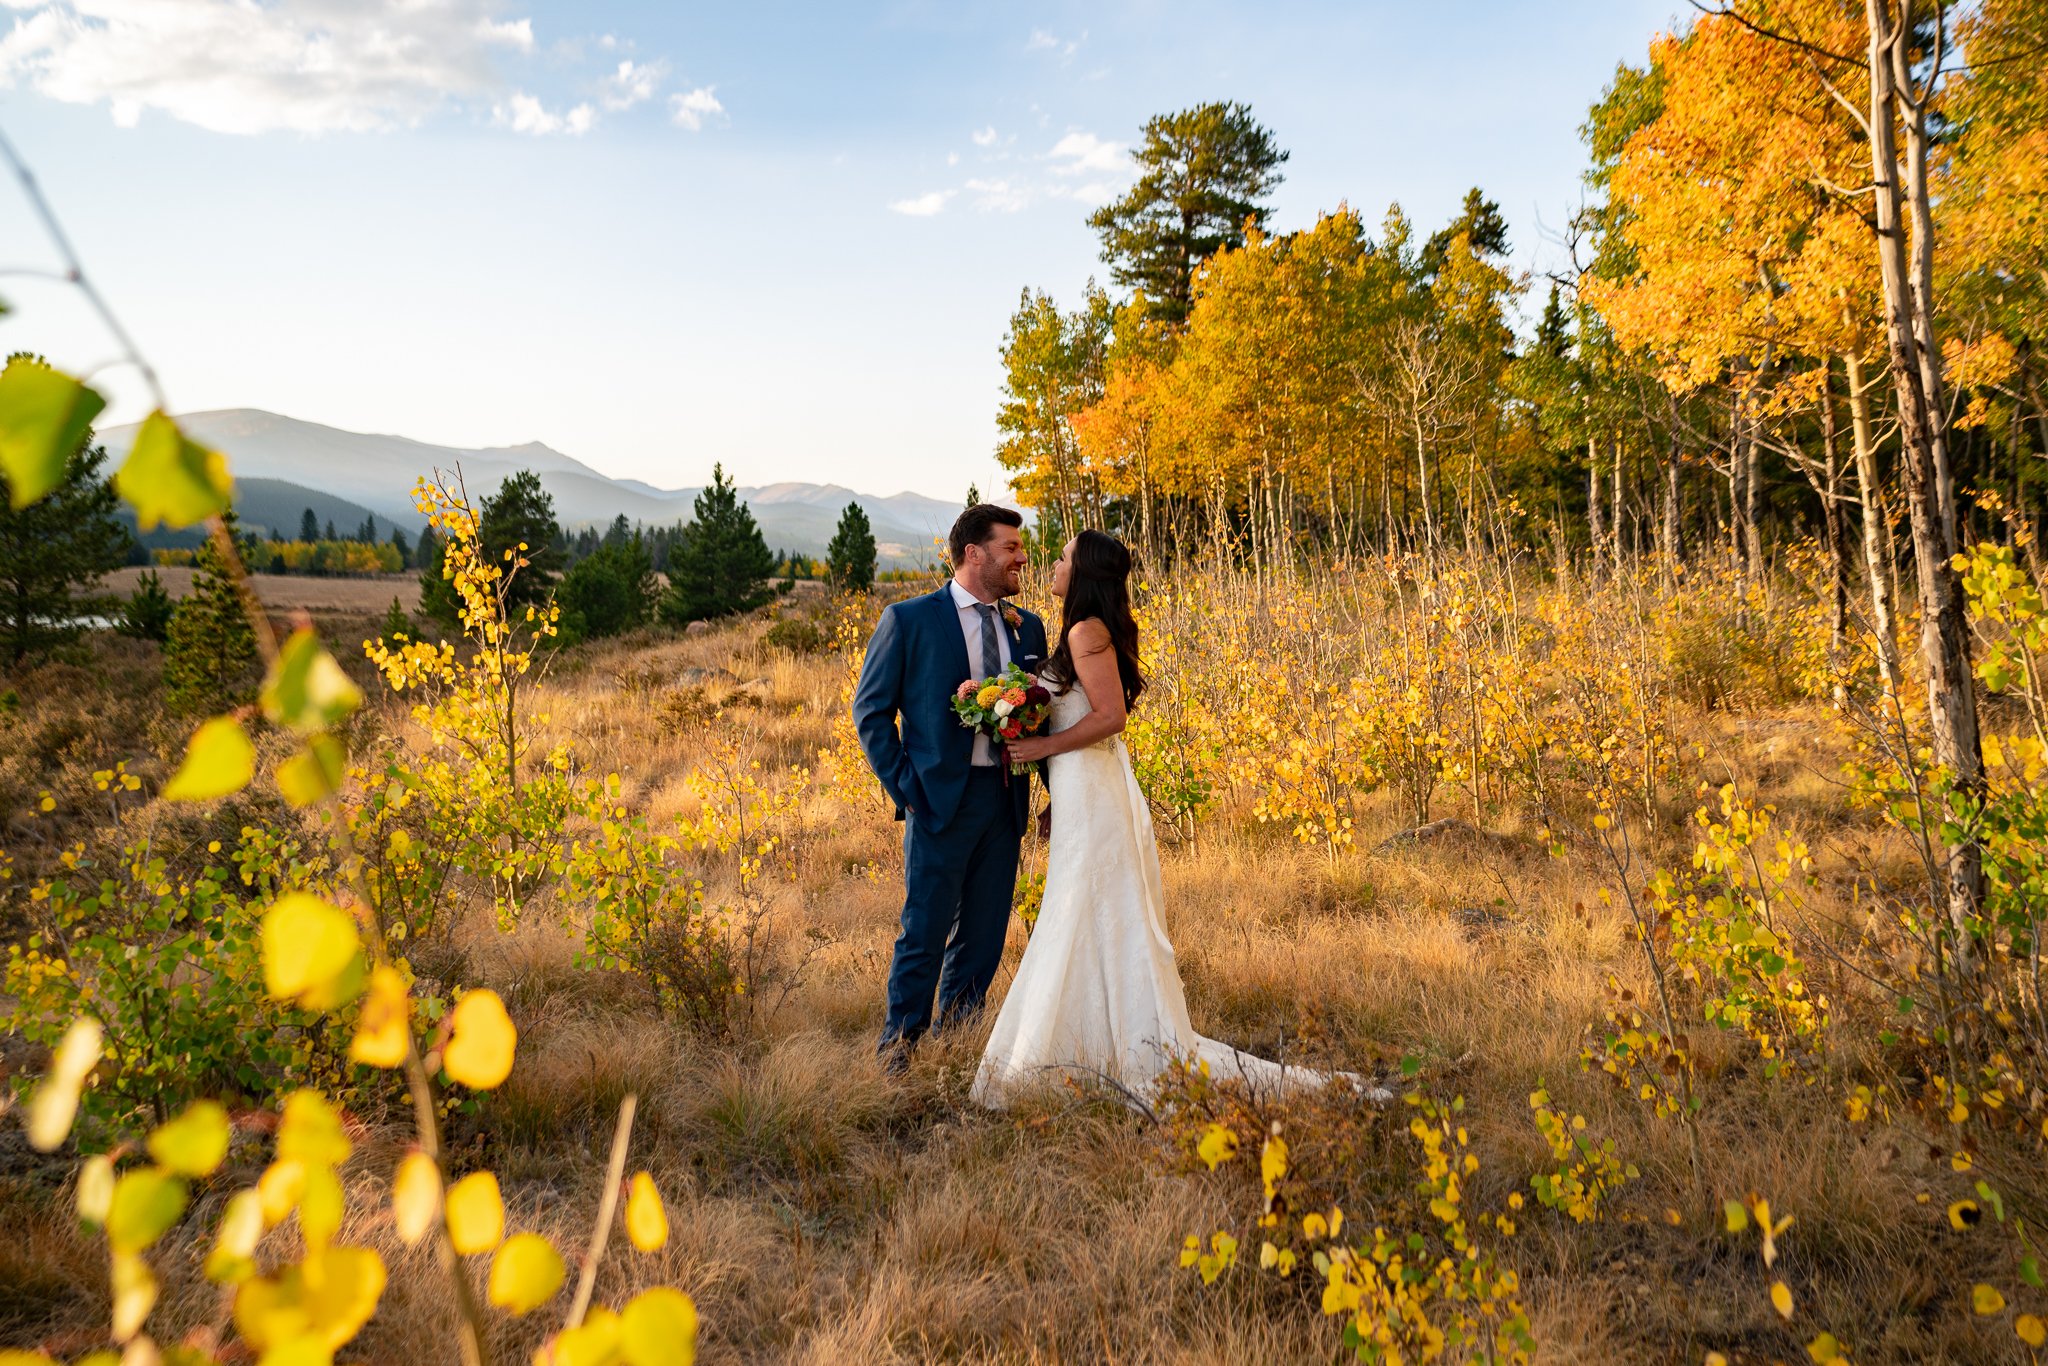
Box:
[994,699,1016,718]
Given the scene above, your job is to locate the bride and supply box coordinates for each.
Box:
[972,530,1381,1109]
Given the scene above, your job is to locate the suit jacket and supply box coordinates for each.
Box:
[853,585,1049,831]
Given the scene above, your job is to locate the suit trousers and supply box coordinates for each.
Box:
[880,765,1021,1051]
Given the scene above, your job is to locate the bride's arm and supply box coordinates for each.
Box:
[1007,619,1124,762]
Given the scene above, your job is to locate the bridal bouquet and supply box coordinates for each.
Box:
[953,663,1052,776]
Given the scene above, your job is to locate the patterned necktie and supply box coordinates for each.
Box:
[975,603,1001,678]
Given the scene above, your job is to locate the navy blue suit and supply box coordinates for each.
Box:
[853,586,1048,1051]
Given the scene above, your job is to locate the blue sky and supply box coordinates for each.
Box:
[0,1,1681,502]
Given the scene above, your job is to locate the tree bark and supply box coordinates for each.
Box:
[1587,437,1606,582]
[1863,0,1986,953]
[1843,351,1905,694]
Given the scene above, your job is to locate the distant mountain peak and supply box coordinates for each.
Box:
[95,407,967,567]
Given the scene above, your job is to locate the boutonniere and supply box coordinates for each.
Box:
[1000,601,1022,630]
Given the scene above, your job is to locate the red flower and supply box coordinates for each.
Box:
[1000,721,1022,739]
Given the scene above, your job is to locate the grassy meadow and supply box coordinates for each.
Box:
[4,542,2041,1365]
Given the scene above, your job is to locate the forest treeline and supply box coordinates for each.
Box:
[999,1,2045,585]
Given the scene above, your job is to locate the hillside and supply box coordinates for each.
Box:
[97,410,963,566]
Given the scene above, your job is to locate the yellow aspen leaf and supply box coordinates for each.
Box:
[1723,1199,1749,1233]
[232,1245,385,1352]
[27,1015,102,1151]
[445,1171,505,1255]
[147,1100,231,1178]
[619,1287,699,1366]
[442,989,517,1090]
[488,1233,566,1315]
[110,1250,156,1343]
[115,411,232,529]
[547,1308,622,1366]
[1807,1331,1847,1363]
[277,1090,352,1168]
[299,1163,344,1253]
[0,1353,60,1366]
[0,357,105,508]
[262,628,363,735]
[1949,1200,1982,1230]
[392,1152,441,1247]
[1260,1131,1289,1200]
[2017,1314,2045,1347]
[205,1189,264,1284]
[107,1168,188,1255]
[1974,1284,2007,1315]
[1706,1355,1729,1366]
[76,1153,115,1225]
[257,1160,306,1227]
[276,734,347,808]
[349,966,411,1069]
[261,894,363,1010]
[1196,1123,1239,1169]
[626,1171,668,1252]
[161,717,255,802]
[1771,1280,1794,1320]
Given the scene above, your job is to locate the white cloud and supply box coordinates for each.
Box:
[966,178,1028,213]
[1048,130,1126,176]
[1025,28,1084,59]
[0,0,548,135]
[492,91,594,136]
[946,151,959,166]
[889,189,955,217]
[971,124,997,147]
[599,57,666,111]
[670,84,724,130]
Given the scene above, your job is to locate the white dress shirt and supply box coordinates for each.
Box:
[951,578,1012,767]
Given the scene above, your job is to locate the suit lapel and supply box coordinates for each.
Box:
[933,586,973,684]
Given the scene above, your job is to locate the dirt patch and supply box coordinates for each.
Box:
[101,567,419,614]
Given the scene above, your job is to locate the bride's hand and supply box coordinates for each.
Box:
[1005,735,1054,763]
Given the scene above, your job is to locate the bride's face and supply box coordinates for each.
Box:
[1052,538,1076,599]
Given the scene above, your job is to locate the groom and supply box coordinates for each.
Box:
[853,503,1048,1071]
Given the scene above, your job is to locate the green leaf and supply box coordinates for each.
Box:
[161,716,255,802]
[114,410,232,530]
[0,358,106,509]
[262,628,362,735]
[276,733,347,808]
[106,1168,188,1254]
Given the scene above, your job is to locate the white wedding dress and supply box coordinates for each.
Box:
[972,681,1373,1108]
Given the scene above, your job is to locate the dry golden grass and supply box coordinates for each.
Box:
[2,600,2042,1364]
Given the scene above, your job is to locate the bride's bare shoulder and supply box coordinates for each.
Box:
[1068,617,1112,652]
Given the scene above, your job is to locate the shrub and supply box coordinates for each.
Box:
[763,614,828,655]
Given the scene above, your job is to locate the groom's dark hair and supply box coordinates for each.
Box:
[949,504,1023,568]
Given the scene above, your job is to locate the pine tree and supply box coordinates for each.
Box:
[376,596,414,648]
[1087,101,1288,326]
[558,533,655,642]
[659,464,775,624]
[477,470,562,613]
[390,526,410,567]
[163,515,258,712]
[119,570,176,643]
[0,422,130,664]
[825,500,877,593]
[300,507,320,542]
[417,525,459,627]
[324,518,337,542]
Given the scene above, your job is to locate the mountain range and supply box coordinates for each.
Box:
[98,409,965,566]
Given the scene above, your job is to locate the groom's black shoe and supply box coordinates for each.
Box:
[878,1038,913,1078]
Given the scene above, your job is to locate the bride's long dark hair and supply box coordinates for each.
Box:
[1045,529,1146,712]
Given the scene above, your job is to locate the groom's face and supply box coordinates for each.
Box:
[966,526,1027,599]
